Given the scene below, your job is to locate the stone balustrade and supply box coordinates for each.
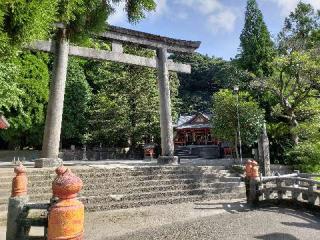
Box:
[247,172,320,207]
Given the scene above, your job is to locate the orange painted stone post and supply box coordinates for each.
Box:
[48,166,84,240]
[248,161,261,206]
[6,164,29,240]
[251,161,260,179]
[245,160,253,179]
[11,164,28,197]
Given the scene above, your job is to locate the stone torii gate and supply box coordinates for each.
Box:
[30,26,200,167]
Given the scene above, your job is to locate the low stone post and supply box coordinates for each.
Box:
[48,166,84,240]
[307,182,317,205]
[292,179,300,201]
[6,164,29,240]
[276,179,285,200]
[248,178,260,206]
[246,160,261,206]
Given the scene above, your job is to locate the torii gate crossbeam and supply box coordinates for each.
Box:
[31,26,200,167]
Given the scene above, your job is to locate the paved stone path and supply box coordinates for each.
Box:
[1,199,319,239]
[84,200,320,240]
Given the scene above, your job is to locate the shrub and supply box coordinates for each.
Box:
[287,141,320,173]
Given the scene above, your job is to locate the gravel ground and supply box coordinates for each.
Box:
[84,200,320,240]
[1,199,319,240]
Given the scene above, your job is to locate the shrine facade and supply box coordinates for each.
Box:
[174,113,219,146]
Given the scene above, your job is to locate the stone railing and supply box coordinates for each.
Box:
[247,172,320,207]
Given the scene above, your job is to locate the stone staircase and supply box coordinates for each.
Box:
[0,165,245,225]
[175,145,221,159]
[174,146,198,159]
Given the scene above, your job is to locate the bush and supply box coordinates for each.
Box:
[287,141,320,173]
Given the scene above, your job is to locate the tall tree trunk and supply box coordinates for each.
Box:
[288,111,299,145]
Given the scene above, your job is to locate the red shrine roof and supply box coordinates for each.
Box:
[0,115,10,129]
[174,113,212,130]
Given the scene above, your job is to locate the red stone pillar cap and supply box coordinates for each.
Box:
[52,166,83,199]
[14,163,26,174]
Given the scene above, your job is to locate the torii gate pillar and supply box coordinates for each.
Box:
[35,31,68,168]
[156,48,178,164]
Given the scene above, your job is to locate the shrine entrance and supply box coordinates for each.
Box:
[174,113,219,146]
[29,25,201,167]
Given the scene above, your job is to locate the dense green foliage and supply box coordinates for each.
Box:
[0,0,57,52]
[237,0,275,76]
[255,51,320,145]
[278,2,320,52]
[62,58,92,145]
[288,141,320,172]
[211,90,264,147]
[86,47,179,149]
[172,53,252,114]
[0,0,157,150]
[0,53,49,148]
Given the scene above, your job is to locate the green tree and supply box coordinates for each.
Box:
[0,0,56,121]
[211,89,265,156]
[278,2,320,52]
[0,62,22,113]
[0,0,57,56]
[0,53,50,148]
[254,51,320,146]
[62,58,92,145]
[237,0,275,76]
[87,46,180,150]
[171,53,252,114]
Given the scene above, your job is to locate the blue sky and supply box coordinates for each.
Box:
[108,0,320,60]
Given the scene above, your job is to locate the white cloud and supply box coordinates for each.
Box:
[268,0,320,16]
[208,9,237,33]
[154,0,168,16]
[174,0,237,34]
[107,2,127,25]
[181,0,223,14]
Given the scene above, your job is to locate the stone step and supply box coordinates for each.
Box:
[0,176,239,198]
[0,176,234,196]
[0,173,230,190]
[0,179,242,200]
[81,186,245,204]
[81,182,244,196]
[84,191,246,212]
[0,168,230,182]
[0,165,227,176]
[0,181,244,204]
[220,176,242,183]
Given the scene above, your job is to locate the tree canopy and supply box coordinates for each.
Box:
[211,89,265,148]
[237,0,275,76]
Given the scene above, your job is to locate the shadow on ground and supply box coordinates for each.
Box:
[255,233,299,240]
[193,200,251,213]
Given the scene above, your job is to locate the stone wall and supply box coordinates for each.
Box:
[0,148,144,162]
[270,164,293,175]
